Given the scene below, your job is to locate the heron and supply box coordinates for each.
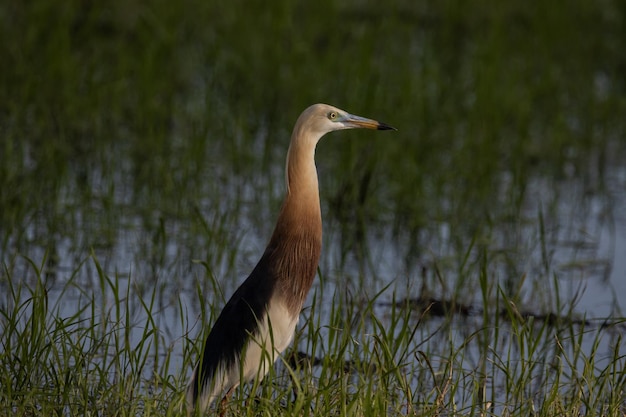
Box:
[186,103,395,416]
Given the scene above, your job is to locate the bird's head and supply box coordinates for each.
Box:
[295,103,395,139]
[285,103,395,193]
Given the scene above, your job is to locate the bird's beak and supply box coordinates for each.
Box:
[344,113,396,131]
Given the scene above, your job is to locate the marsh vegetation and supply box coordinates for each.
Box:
[1,1,625,415]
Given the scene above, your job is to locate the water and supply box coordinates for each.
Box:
[1,140,625,410]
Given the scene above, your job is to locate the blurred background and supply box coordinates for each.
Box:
[1,0,625,411]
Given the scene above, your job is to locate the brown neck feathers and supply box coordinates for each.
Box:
[264,137,322,315]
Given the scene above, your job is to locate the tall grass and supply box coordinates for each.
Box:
[0,255,185,415]
[2,252,625,415]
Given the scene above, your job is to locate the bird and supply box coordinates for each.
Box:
[186,103,395,416]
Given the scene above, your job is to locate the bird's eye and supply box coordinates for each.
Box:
[328,112,338,120]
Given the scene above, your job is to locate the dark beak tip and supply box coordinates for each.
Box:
[377,122,397,131]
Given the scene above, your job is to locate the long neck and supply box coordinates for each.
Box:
[264,134,322,315]
[285,136,321,211]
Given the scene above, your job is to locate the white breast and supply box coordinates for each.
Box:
[192,299,299,413]
[240,300,299,381]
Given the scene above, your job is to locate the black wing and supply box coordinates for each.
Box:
[192,258,275,400]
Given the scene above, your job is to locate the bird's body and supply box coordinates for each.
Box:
[186,104,393,415]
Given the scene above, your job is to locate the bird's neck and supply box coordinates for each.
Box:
[282,136,323,235]
[265,137,322,315]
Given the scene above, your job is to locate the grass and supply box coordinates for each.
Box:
[2,0,626,415]
[2,252,626,415]
[1,255,182,415]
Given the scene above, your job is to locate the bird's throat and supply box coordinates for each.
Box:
[268,144,322,315]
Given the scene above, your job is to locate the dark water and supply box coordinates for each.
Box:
[3,147,624,402]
